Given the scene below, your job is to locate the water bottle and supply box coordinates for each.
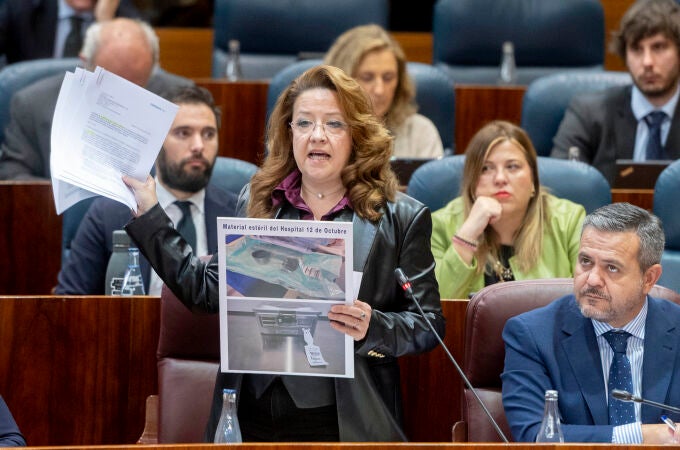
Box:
[214,388,242,443]
[225,39,243,81]
[535,390,564,442]
[120,247,145,296]
[105,230,130,295]
[498,41,517,85]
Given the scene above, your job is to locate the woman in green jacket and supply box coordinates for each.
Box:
[431,121,585,299]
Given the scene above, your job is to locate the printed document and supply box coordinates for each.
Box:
[50,67,178,214]
[217,217,355,378]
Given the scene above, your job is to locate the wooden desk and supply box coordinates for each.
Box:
[401,299,468,442]
[392,32,433,64]
[194,79,268,166]
[0,295,160,446]
[0,181,61,295]
[454,85,526,152]
[156,28,213,79]
[1,296,465,446]
[612,188,654,211]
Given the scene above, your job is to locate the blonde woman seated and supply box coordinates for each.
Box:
[431,121,585,299]
[324,24,444,158]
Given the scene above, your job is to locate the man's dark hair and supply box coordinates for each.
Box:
[163,85,221,128]
[611,0,680,61]
[581,202,665,272]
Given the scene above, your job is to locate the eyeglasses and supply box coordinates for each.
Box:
[290,119,349,137]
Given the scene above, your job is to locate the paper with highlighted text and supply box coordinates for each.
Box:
[217,217,354,378]
[50,66,178,214]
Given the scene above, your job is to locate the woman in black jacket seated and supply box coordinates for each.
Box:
[123,65,444,442]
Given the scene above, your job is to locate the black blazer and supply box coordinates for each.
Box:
[0,0,140,64]
[125,188,445,441]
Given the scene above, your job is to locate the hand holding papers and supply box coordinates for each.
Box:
[50,66,178,214]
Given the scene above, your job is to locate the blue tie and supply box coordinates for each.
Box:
[644,111,667,160]
[175,201,196,250]
[604,330,636,425]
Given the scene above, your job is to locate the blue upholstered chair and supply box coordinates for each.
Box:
[0,58,80,144]
[211,0,388,79]
[432,0,604,85]
[209,155,258,195]
[60,157,258,266]
[407,155,611,214]
[653,160,680,293]
[521,70,631,156]
[266,60,456,151]
[406,154,465,212]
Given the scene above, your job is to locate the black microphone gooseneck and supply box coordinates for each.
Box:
[611,389,680,414]
[394,267,510,443]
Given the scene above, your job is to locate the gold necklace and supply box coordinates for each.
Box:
[301,184,346,200]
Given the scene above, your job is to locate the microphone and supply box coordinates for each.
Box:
[394,267,510,443]
[611,390,680,414]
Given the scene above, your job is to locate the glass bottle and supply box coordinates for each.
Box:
[105,230,130,295]
[498,41,517,85]
[225,39,243,81]
[214,388,242,443]
[120,247,145,296]
[535,390,564,442]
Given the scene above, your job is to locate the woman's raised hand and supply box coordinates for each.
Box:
[122,175,158,217]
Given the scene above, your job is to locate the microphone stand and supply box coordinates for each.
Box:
[394,268,509,443]
[612,389,680,414]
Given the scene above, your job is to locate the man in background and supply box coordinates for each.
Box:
[0,17,192,180]
[56,85,238,295]
[502,203,680,443]
[0,0,140,64]
[551,0,680,184]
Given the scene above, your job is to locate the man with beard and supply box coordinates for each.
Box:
[501,203,680,444]
[55,85,238,295]
[550,0,680,185]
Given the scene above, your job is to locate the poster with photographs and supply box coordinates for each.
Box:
[217,217,354,378]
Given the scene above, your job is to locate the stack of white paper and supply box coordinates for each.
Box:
[50,66,179,214]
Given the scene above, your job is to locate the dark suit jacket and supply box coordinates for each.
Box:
[550,85,680,184]
[125,190,444,441]
[502,294,680,442]
[0,0,140,64]
[0,69,192,180]
[0,395,25,447]
[55,184,238,294]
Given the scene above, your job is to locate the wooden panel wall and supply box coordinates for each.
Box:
[0,296,464,445]
[0,296,160,446]
[0,182,61,295]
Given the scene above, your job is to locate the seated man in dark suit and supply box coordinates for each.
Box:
[0,0,140,64]
[55,85,238,295]
[0,17,192,180]
[551,0,680,184]
[502,202,680,443]
[0,395,25,447]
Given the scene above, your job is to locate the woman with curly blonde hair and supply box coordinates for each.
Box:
[123,65,444,442]
[325,24,443,158]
